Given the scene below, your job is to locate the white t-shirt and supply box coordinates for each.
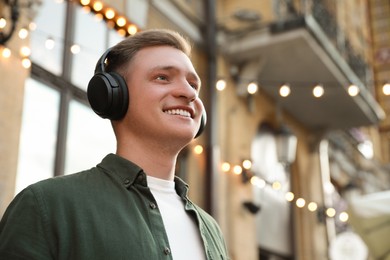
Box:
[147,175,206,260]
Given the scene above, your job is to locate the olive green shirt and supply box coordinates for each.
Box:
[0,154,228,260]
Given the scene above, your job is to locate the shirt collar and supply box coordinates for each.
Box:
[97,153,190,197]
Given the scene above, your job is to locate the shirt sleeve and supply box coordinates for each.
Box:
[0,187,54,260]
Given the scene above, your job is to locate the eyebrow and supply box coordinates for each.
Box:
[149,65,202,88]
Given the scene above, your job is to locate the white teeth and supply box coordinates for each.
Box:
[165,109,191,117]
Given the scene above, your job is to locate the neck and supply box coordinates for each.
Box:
[116,136,180,181]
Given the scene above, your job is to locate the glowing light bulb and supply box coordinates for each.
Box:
[216,79,226,91]
[2,48,11,58]
[105,9,115,19]
[313,84,324,98]
[116,17,126,27]
[221,162,231,172]
[279,84,291,97]
[22,58,31,69]
[382,83,390,95]
[18,28,28,39]
[296,198,306,208]
[0,18,7,29]
[285,192,294,202]
[348,84,359,96]
[233,165,242,175]
[308,202,318,211]
[127,24,138,35]
[247,82,258,94]
[193,145,203,154]
[93,1,103,11]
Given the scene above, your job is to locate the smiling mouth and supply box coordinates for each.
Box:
[164,109,192,118]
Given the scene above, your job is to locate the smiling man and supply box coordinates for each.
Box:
[0,29,229,260]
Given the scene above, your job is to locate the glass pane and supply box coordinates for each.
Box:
[16,78,60,194]
[109,29,125,47]
[30,0,66,75]
[65,100,116,175]
[71,8,107,91]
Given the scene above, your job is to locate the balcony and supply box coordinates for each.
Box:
[219,4,385,134]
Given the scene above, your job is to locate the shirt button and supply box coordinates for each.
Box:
[163,247,171,255]
[149,202,157,209]
[124,179,130,185]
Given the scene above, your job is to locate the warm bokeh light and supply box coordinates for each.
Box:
[247,82,258,94]
[313,84,324,98]
[307,202,318,212]
[80,0,90,5]
[21,58,31,69]
[216,79,227,91]
[221,162,231,172]
[70,44,81,54]
[250,176,266,188]
[285,192,294,202]
[0,18,6,29]
[233,165,242,175]
[116,17,126,27]
[383,83,390,95]
[2,47,11,58]
[326,207,336,217]
[348,84,360,96]
[92,1,103,11]
[193,145,203,155]
[20,46,31,57]
[339,211,349,222]
[272,181,281,190]
[296,198,306,208]
[242,159,252,170]
[18,28,29,39]
[279,84,291,97]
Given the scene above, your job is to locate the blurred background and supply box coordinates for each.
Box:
[1,0,390,259]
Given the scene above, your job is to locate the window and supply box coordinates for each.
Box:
[16,0,120,192]
[16,78,59,194]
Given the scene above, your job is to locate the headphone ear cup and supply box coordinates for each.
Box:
[87,72,129,120]
[194,110,207,138]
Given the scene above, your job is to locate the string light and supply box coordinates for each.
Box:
[339,211,349,222]
[70,44,81,54]
[247,82,258,94]
[193,145,203,155]
[313,84,324,98]
[250,176,266,188]
[233,165,243,175]
[348,84,360,96]
[383,83,390,95]
[0,18,6,29]
[296,198,306,208]
[308,202,318,211]
[116,17,126,27]
[285,191,294,201]
[221,162,231,172]
[105,9,115,20]
[216,79,227,91]
[18,28,29,39]
[2,47,11,58]
[279,84,291,97]
[326,207,336,217]
[45,37,55,50]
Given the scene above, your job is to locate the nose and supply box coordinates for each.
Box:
[174,80,198,102]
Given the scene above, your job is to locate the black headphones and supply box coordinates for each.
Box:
[87,48,207,138]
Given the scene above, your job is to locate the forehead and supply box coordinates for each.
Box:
[130,46,198,75]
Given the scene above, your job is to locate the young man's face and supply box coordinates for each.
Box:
[122,45,204,144]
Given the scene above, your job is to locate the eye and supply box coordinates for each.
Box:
[189,82,199,90]
[156,75,168,81]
